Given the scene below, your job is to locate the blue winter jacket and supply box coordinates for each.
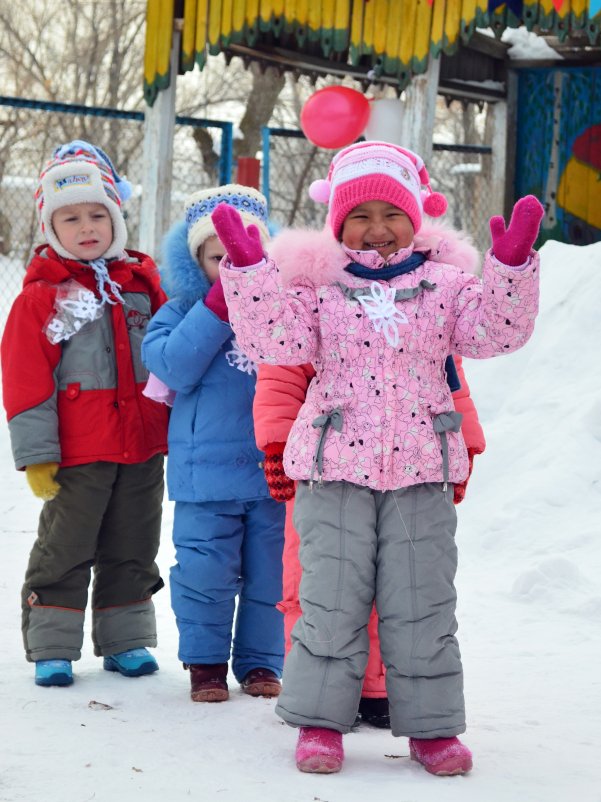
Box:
[141,221,270,503]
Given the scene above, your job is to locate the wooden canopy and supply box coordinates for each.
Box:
[144,0,601,105]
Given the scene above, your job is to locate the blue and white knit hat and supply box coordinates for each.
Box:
[185,184,269,259]
[36,140,132,260]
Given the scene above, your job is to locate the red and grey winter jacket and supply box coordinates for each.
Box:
[1,245,169,469]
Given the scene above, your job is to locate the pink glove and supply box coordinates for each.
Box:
[204,278,229,322]
[211,203,264,268]
[489,195,545,266]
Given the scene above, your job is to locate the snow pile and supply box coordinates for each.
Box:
[0,240,599,801]
[461,240,601,615]
[479,26,563,60]
[501,26,563,60]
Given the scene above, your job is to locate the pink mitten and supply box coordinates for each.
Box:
[211,203,264,267]
[489,195,545,266]
[143,373,176,406]
[204,278,229,322]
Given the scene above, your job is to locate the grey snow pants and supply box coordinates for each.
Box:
[22,455,164,662]
[275,480,466,738]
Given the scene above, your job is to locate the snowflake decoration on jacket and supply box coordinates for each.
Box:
[356,281,409,348]
[44,279,104,344]
[225,338,257,375]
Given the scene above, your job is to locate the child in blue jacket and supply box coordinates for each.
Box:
[142,186,285,702]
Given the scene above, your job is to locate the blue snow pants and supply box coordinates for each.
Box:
[170,497,285,681]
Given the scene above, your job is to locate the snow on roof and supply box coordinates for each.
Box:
[479,25,564,60]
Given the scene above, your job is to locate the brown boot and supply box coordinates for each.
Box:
[240,668,281,698]
[187,663,229,702]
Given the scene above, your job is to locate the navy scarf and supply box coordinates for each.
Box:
[344,252,427,281]
[344,253,460,392]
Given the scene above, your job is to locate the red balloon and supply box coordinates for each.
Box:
[300,87,370,150]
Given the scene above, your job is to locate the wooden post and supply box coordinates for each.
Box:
[490,98,508,217]
[540,70,565,234]
[503,69,519,218]
[138,25,180,259]
[399,56,441,162]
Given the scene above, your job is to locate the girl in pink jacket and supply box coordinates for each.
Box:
[212,141,543,777]
[253,223,487,730]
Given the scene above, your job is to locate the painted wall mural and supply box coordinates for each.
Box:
[516,67,601,246]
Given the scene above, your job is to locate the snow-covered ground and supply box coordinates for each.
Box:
[1,240,599,802]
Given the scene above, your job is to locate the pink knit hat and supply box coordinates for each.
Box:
[309,141,447,239]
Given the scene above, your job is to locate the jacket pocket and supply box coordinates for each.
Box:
[58,387,117,459]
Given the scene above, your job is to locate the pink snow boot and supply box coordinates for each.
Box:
[409,736,473,776]
[295,727,344,774]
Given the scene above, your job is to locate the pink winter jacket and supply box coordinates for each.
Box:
[223,224,538,492]
[254,357,485,482]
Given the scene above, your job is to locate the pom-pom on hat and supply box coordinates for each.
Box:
[309,140,447,239]
[185,184,270,260]
[36,139,132,260]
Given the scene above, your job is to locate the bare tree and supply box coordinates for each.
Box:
[0,1,359,270]
[235,63,286,159]
[0,0,148,172]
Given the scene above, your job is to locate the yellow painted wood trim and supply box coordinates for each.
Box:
[181,0,199,71]
[144,0,161,89]
[144,0,601,105]
[411,1,434,67]
[143,0,175,105]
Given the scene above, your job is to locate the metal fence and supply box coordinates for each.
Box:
[261,127,332,232]
[430,142,493,256]
[0,96,233,323]
[1,95,495,325]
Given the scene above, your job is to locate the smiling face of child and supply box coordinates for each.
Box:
[341,200,415,260]
[51,202,113,261]
[197,235,226,283]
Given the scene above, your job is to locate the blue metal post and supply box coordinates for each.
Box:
[220,122,234,185]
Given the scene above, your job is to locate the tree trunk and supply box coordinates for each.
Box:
[235,62,286,160]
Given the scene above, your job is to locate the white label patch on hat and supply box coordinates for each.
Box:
[54,174,92,191]
[331,157,419,193]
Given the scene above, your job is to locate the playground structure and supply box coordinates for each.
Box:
[139,2,601,254]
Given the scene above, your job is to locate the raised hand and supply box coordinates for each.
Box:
[211,203,264,267]
[489,195,545,266]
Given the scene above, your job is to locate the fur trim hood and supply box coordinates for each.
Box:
[159,219,211,306]
[267,221,481,288]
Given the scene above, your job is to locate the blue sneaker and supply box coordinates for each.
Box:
[35,659,73,687]
[103,648,159,677]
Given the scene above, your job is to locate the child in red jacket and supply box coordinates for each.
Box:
[1,141,169,688]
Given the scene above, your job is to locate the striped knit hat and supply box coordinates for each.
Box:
[309,140,448,239]
[185,184,269,260]
[35,140,132,260]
